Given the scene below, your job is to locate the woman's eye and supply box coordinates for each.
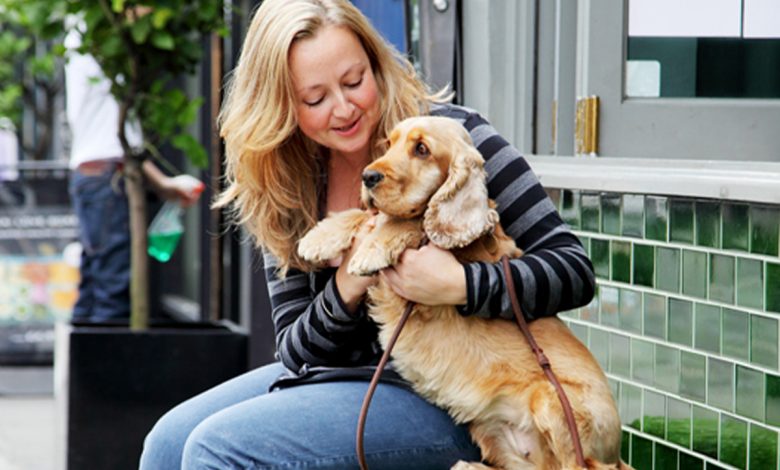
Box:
[304,97,324,107]
[346,78,363,88]
[414,142,429,157]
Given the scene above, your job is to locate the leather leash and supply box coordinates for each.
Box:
[356,300,416,470]
[355,255,586,469]
[501,255,586,467]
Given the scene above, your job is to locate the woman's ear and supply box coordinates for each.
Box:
[423,143,499,249]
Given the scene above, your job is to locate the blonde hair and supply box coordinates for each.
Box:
[215,0,445,273]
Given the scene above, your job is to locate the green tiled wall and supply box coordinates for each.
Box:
[549,189,780,470]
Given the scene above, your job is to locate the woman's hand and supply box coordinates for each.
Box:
[380,244,467,306]
[334,214,379,314]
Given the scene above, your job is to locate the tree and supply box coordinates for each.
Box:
[0,0,67,160]
[65,0,224,330]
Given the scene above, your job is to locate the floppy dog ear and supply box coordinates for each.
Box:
[423,140,499,249]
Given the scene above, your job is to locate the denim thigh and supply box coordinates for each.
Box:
[140,362,481,470]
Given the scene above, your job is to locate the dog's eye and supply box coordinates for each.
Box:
[413,142,430,158]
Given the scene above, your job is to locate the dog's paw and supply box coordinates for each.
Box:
[297,229,348,263]
[298,209,368,263]
[450,461,494,470]
[347,243,392,276]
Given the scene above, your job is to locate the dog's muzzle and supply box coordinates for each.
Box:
[362,170,384,189]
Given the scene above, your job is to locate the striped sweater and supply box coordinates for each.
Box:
[263,103,596,382]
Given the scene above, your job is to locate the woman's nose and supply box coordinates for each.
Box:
[332,92,354,118]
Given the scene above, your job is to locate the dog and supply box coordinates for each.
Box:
[298,116,626,469]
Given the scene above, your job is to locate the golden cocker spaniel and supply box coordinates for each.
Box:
[298,116,626,470]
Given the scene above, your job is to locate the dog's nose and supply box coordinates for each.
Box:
[362,170,384,189]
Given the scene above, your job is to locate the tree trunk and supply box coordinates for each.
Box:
[112,30,146,330]
[124,157,149,331]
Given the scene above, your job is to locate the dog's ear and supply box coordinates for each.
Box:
[423,139,499,249]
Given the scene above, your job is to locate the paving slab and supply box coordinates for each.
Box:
[0,367,59,470]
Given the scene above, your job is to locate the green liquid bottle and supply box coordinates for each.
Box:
[147,201,184,263]
[148,231,183,262]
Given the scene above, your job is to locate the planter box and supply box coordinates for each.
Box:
[55,320,248,470]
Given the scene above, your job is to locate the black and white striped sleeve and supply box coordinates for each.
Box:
[434,105,596,320]
[262,251,378,372]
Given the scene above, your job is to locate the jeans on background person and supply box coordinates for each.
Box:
[139,361,481,469]
[69,164,131,321]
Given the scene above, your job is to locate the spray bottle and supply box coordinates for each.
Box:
[147,177,205,263]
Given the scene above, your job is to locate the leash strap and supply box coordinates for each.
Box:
[501,255,587,467]
[356,301,416,470]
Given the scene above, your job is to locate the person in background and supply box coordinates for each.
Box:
[64,26,202,322]
[0,118,19,182]
[140,0,596,468]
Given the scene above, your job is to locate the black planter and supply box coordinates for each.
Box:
[55,320,249,470]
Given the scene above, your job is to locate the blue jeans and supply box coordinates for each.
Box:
[139,362,481,469]
[69,167,131,321]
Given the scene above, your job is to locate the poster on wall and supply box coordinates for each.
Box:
[0,180,80,364]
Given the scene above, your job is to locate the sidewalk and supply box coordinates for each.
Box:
[0,367,60,470]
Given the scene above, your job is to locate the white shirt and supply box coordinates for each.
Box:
[0,125,19,181]
[64,28,142,169]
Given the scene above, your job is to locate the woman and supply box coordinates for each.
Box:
[140,0,595,468]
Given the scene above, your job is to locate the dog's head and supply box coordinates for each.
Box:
[361,116,499,249]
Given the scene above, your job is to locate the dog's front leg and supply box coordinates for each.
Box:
[297,209,370,265]
[348,217,424,276]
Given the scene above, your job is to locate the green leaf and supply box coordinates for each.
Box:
[30,55,55,76]
[177,97,203,126]
[0,33,32,55]
[0,83,23,128]
[165,89,187,109]
[130,17,151,44]
[52,43,67,57]
[99,35,123,58]
[84,8,104,31]
[151,8,174,29]
[197,2,219,22]
[146,100,178,137]
[150,79,164,95]
[111,0,125,13]
[178,39,202,62]
[172,133,208,169]
[150,31,175,50]
[42,20,65,38]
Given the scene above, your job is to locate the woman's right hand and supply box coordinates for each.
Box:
[334,213,378,315]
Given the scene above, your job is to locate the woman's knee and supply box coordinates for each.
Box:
[141,364,285,468]
[181,414,246,469]
[139,402,199,468]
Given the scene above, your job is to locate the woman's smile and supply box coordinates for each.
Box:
[333,115,362,136]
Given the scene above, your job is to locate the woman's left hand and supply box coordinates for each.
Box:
[380,244,467,306]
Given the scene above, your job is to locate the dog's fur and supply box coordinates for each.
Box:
[298,116,627,469]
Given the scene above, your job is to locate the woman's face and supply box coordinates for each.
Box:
[289,25,380,161]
